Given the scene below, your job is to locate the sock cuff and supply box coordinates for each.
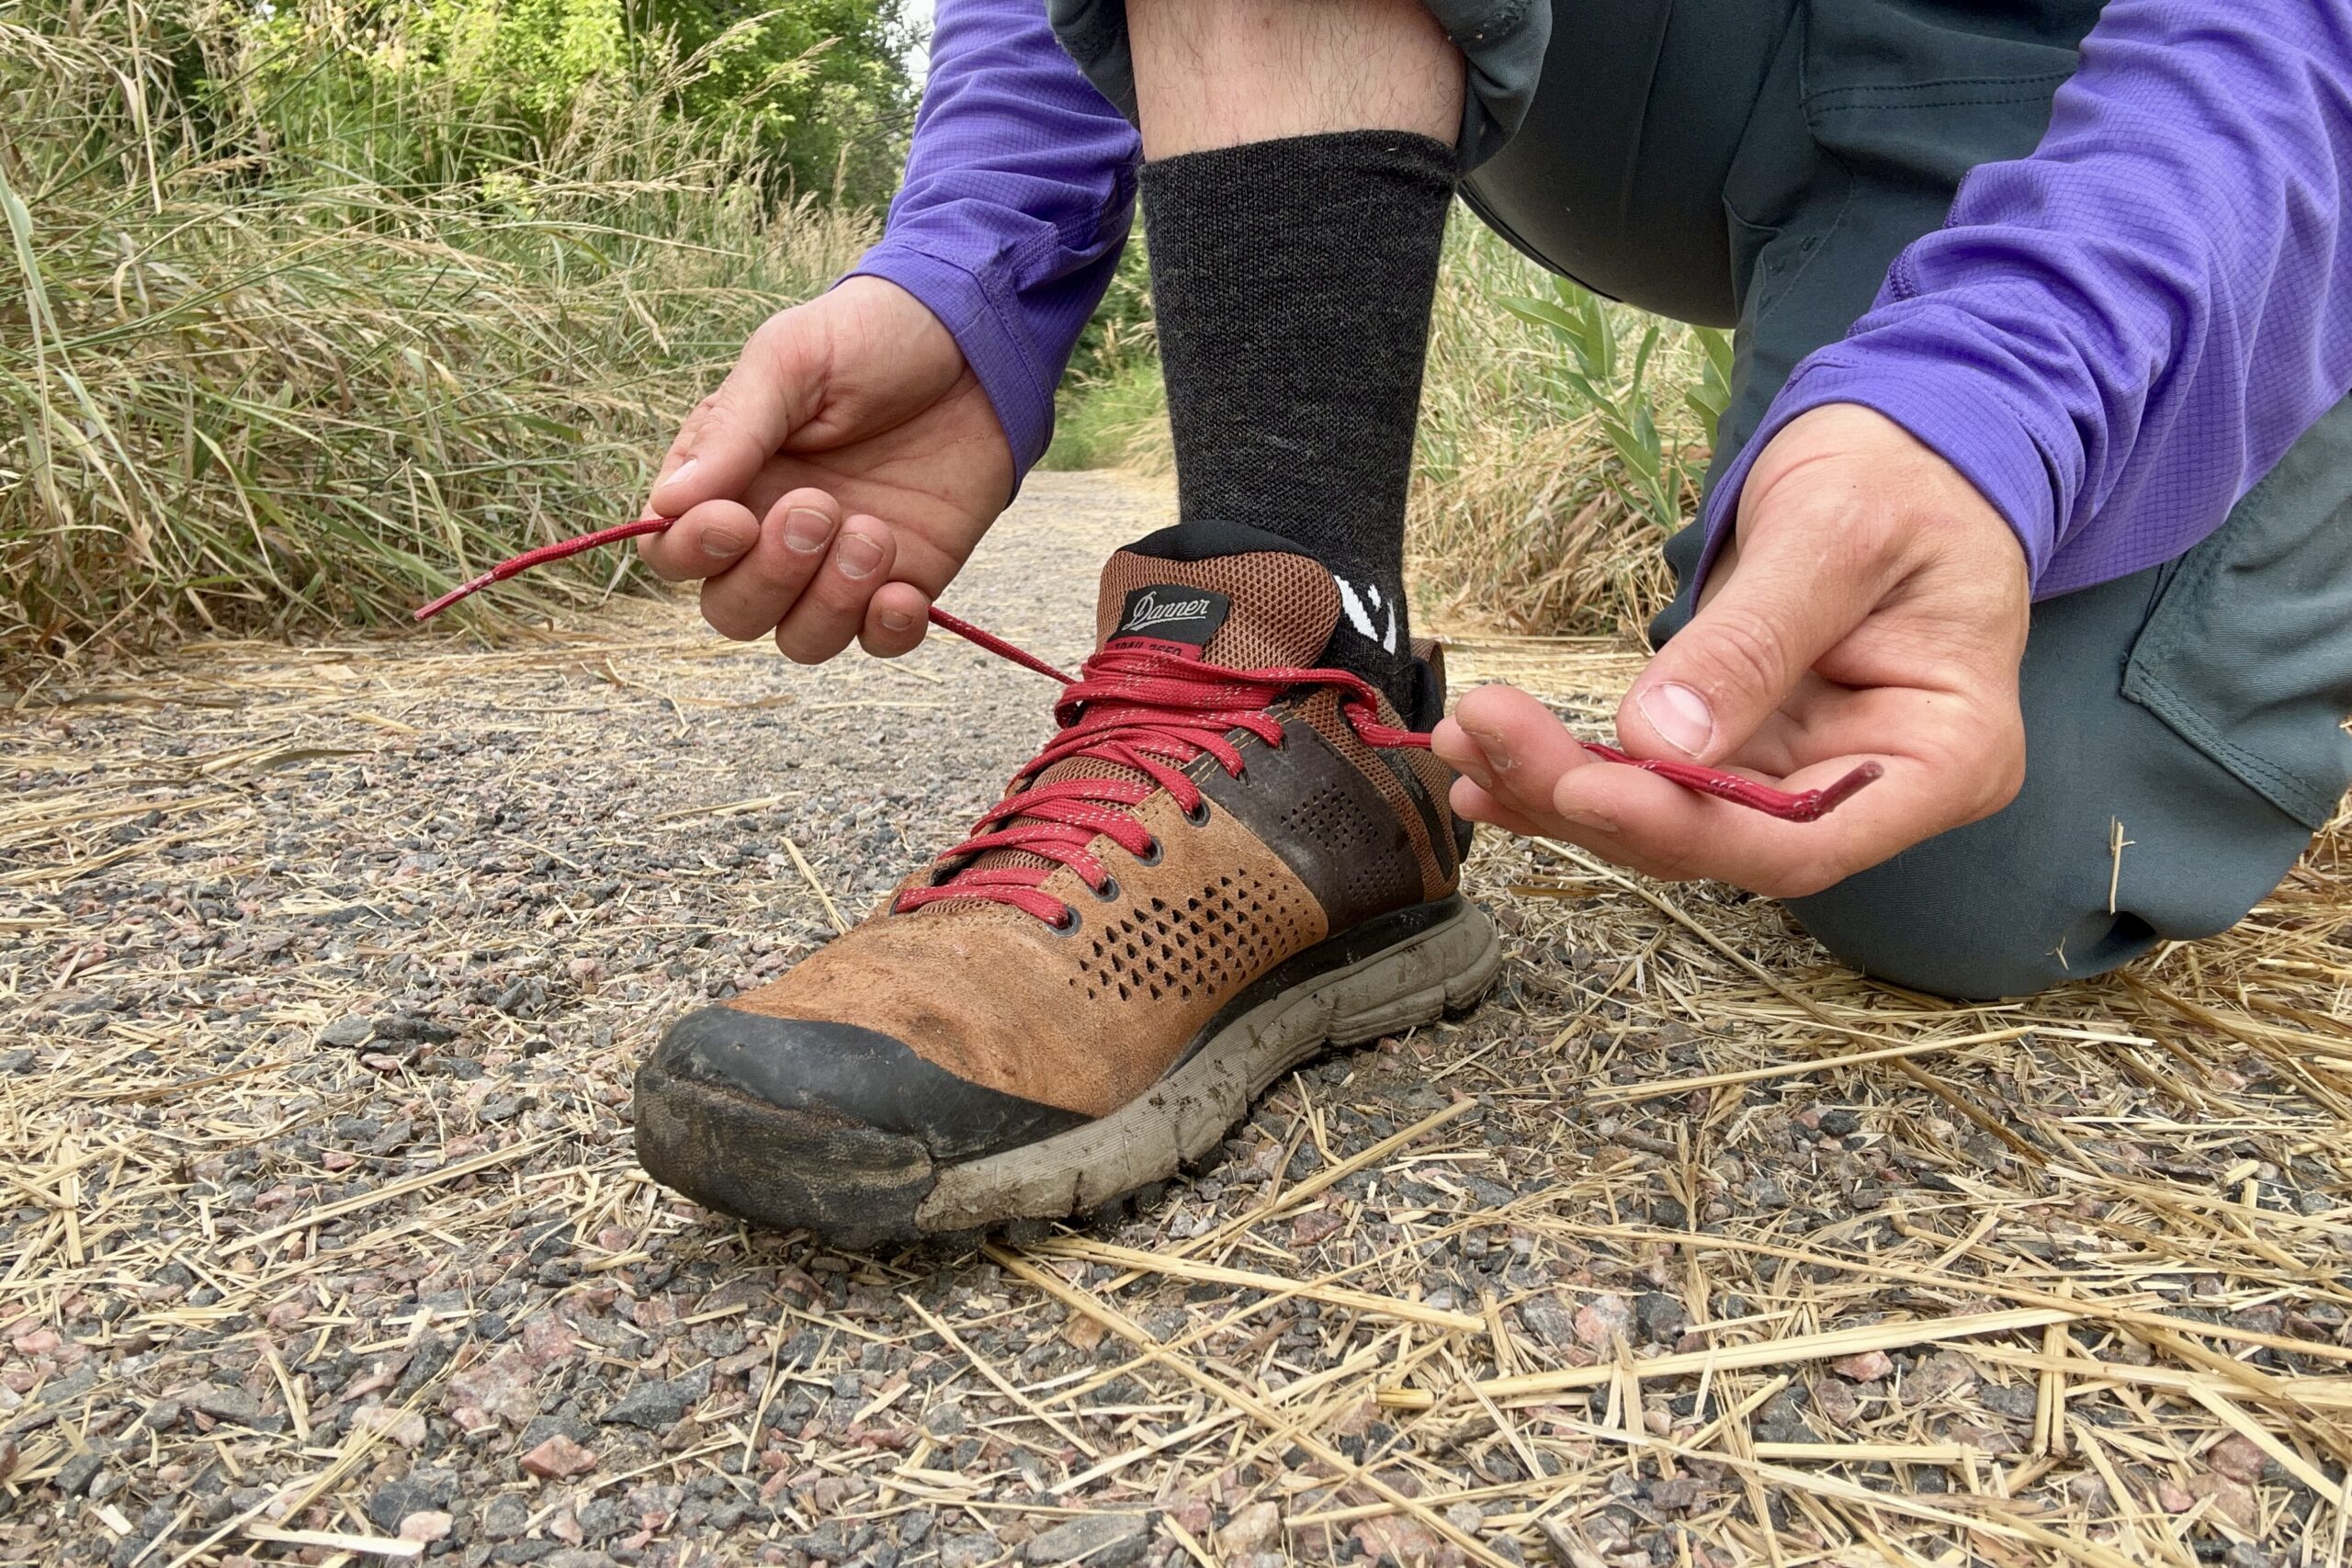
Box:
[1138,129,1457,197]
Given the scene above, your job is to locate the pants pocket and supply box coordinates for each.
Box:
[1797,0,2093,182]
[2120,397,2352,832]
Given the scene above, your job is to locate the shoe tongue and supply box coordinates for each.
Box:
[1094,524,1343,669]
[919,526,1355,909]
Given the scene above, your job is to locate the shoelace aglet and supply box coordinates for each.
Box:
[1801,759,1884,818]
[413,570,498,622]
[413,517,677,623]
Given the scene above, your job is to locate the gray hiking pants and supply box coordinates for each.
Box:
[1050,0,2352,999]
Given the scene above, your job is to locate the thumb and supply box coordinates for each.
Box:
[650,310,825,518]
[1620,524,1878,764]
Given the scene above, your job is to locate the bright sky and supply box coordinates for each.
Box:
[904,0,934,80]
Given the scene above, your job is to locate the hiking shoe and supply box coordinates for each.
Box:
[633,523,1501,1246]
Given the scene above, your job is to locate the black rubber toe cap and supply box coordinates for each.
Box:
[645,1006,1088,1164]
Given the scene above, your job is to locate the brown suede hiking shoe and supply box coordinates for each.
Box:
[633,525,1501,1247]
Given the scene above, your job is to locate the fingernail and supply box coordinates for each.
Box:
[703,525,754,560]
[1464,727,1513,773]
[1562,807,1619,835]
[879,609,913,632]
[662,457,698,493]
[1639,682,1715,757]
[783,508,833,553]
[835,534,884,580]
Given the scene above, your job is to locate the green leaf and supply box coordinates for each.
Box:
[1630,321,1660,395]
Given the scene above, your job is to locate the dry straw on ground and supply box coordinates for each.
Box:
[4,475,2348,1568]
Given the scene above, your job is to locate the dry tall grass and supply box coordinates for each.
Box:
[1410,220,1721,639]
[0,0,875,664]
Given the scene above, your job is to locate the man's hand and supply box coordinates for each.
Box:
[638,276,1016,661]
[1431,403,2031,898]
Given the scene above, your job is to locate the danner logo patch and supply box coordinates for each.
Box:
[1114,585,1231,649]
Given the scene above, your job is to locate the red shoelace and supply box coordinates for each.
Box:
[896,639,1427,924]
[413,518,1880,922]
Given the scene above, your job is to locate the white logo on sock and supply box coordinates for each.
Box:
[1335,576,1398,654]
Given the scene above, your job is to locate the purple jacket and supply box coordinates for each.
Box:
[850,0,2352,600]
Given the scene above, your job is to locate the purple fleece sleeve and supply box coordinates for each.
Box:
[842,0,1142,475]
[1698,0,2352,599]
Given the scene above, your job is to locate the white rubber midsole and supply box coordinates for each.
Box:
[914,899,1503,1233]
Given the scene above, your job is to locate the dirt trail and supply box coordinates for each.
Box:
[6,472,2347,1568]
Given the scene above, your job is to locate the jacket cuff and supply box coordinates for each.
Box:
[842,239,1057,475]
[1693,350,2068,599]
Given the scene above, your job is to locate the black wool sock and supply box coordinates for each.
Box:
[1140,130,1456,709]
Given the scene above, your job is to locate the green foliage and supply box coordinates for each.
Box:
[1038,360,1169,474]
[1685,322,1736,452]
[1043,228,1164,470]
[640,0,917,206]
[402,0,633,116]
[1065,230,1156,386]
[0,0,878,661]
[1501,278,1713,536]
[226,0,913,206]
[1408,220,1701,633]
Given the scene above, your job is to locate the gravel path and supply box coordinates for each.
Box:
[7,472,2350,1568]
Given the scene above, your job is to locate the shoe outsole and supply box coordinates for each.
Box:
[632,900,1502,1250]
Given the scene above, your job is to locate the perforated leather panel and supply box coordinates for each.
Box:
[1278,780,1397,911]
[1298,688,1443,898]
[1071,864,1320,1006]
[729,791,1329,1118]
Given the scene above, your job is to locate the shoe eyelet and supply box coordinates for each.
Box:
[1091,875,1121,903]
[1182,798,1212,828]
[1049,904,1081,935]
[1135,836,1163,867]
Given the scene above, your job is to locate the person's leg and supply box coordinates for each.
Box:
[636,3,1538,1247]
[1116,0,1462,708]
[1639,0,2109,635]
[1054,0,1549,171]
[1126,0,1459,153]
[1458,0,2106,607]
[1624,0,2351,993]
[1457,0,1796,330]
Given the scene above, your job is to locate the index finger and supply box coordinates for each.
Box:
[647,313,821,519]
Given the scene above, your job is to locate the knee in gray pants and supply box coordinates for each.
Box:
[1788,846,2177,1005]
[1776,445,2352,1003]
[1787,769,2309,1000]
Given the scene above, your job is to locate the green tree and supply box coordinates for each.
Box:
[409,0,633,116]
[232,0,913,206]
[633,0,917,206]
